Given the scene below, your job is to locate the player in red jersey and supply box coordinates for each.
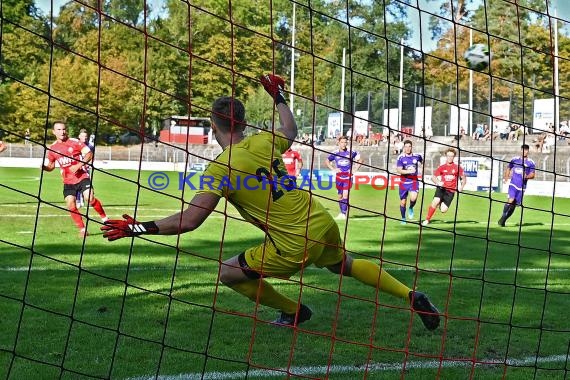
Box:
[422,148,466,226]
[42,121,108,236]
[0,140,6,154]
[281,146,303,177]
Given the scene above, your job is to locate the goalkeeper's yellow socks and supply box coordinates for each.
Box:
[229,279,298,314]
[350,259,410,299]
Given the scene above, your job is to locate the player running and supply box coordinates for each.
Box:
[498,144,535,227]
[325,136,362,220]
[396,140,423,224]
[281,146,303,177]
[42,121,108,236]
[101,74,440,331]
[75,128,93,208]
[422,148,466,226]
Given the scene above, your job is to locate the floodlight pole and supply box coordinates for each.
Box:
[289,3,296,112]
[554,8,560,130]
[340,47,346,114]
[398,39,404,132]
[468,29,474,136]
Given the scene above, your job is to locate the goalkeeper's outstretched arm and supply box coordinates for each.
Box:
[101,193,221,241]
[155,193,221,234]
[260,74,297,145]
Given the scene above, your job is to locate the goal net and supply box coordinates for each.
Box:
[0,0,569,379]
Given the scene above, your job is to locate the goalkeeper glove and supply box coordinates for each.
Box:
[101,214,159,241]
[260,74,287,106]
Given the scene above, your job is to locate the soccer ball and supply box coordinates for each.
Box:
[464,44,490,71]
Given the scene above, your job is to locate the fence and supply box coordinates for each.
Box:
[2,139,570,182]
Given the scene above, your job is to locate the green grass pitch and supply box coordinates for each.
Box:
[1,167,569,379]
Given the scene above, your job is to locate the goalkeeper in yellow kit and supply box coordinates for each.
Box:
[101,74,440,330]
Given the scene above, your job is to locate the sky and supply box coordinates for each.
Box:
[35,0,570,53]
[36,0,164,16]
[410,0,570,52]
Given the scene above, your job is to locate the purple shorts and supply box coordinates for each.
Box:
[399,180,419,200]
[508,185,524,205]
[336,173,352,194]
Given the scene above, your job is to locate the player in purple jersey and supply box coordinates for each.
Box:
[325,136,362,220]
[498,144,536,227]
[396,140,423,224]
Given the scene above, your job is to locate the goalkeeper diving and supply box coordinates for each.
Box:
[101,74,440,330]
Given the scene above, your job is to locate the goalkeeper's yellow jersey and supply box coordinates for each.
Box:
[197,131,336,255]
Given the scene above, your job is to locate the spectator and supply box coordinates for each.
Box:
[558,121,569,140]
[508,124,519,141]
[369,132,382,146]
[490,124,500,141]
[451,128,466,145]
[499,124,510,140]
[392,132,404,155]
[533,132,547,152]
[543,125,556,153]
[481,124,491,141]
[472,124,484,141]
[533,125,554,153]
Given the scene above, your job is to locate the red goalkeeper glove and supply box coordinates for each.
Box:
[260,74,287,106]
[101,214,159,241]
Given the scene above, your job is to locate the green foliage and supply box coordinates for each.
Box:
[422,0,569,127]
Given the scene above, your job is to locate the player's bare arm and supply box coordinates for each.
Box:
[42,160,55,172]
[325,159,339,173]
[503,167,512,183]
[353,156,363,172]
[525,171,535,180]
[432,175,442,187]
[82,148,93,163]
[67,150,93,174]
[296,157,303,176]
[459,173,467,191]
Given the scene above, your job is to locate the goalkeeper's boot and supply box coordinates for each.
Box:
[272,304,312,327]
[409,291,440,331]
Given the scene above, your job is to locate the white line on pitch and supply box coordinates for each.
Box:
[1,266,569,273]
[126,354,569,380]
[4,214,570,227]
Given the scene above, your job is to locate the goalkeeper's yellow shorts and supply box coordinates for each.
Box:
[242,223,345,279]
